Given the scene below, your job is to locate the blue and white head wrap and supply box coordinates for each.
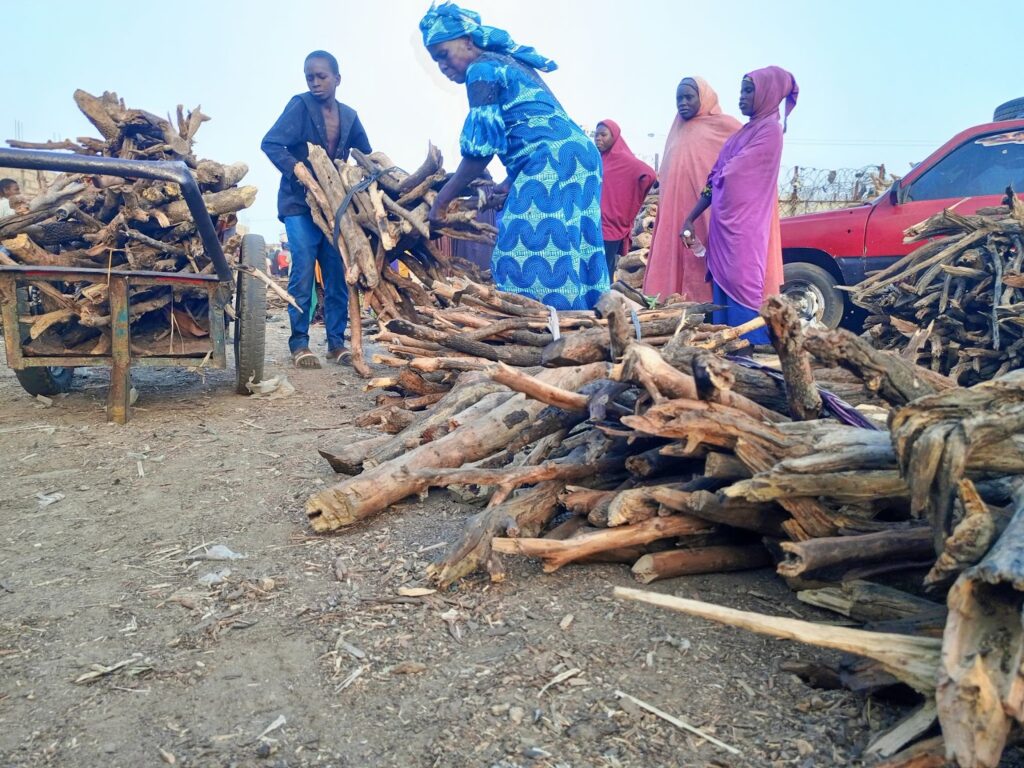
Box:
[419,2,558,73]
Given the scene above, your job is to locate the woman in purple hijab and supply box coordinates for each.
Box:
[682,66,798,345]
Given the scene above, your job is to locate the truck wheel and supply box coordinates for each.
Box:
[994,98,1024,121]
[782,262,845,329]
[12,286,74,397]
[234,234,267,395]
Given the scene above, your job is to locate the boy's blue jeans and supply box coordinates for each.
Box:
[283,213,348,354]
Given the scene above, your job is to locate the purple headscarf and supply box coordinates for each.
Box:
[705,66,798,310]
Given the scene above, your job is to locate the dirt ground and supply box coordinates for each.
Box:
[0,309,1019,768]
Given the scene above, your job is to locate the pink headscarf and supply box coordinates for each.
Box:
[598,119,656,244]
[644,77,740,302]
[704,66,798,310]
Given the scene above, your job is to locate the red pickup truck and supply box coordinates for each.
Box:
[780,116,1024,327]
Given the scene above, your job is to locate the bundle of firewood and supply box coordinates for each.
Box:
[612,189,658,290]
[1,89,255,356]
[308,285,1023,766]
[292,142,496,376]
[852,195,1024,385]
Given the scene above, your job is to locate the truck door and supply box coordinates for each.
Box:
[865,128,1024,259]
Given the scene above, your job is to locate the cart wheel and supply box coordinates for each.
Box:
[15,366,74,397]
[12,286,74,397]
[234,234,267,394]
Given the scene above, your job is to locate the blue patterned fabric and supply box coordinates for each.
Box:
[461,54,608,310]
[419,3,557,72]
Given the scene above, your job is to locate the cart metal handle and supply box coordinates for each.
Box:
[0,148,232,282]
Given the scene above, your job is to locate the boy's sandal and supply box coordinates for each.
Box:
[327,348,352,365]
[292,349,321,369]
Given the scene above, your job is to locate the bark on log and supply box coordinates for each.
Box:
[761,295,822,420]
[305,364,608,531]
[347,285,371,377]
[803,327,956,406]
[724,469,909,504]
[618,343,788,423]
[703,452,752,481]
[631,545,771,583]
[428,480,563,587]
[796,580,946,624]
[318,435,394,474]
[362,377,508,468]
[484,361,593,411]
[492,515,713,572]
[559,487,616,515]
[661,340,789,413]
[651,488,789,538]
[606,487,663,527]
[777,528,934,578]
[160,186,257,224]
[938,488,1024,768]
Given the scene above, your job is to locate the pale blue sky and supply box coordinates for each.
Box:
[6,0,1022,238]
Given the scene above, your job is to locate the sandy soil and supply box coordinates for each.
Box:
[2,310,1020,768]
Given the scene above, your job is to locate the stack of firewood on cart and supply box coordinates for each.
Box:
[853,191,1024,386]
[290,184,1024,766]
[0,89,255,355]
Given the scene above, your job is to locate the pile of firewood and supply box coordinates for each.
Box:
[612,190,658,291]
[1,89,255,356]
[292,142,495,376]
[852,195,1024,385]
[308,283,1023,766]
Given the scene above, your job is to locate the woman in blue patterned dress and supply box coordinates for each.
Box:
[420,2,609,310]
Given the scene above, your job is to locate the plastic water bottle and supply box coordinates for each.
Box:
[683,230,706,258]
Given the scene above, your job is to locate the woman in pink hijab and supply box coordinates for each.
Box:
[682,66,798,345]
[595,119,656,278]
[644,77,740,303]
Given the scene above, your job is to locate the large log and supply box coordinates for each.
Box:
[796,580,946,624]
[318,435,394,474]
[803,326,956,406]
[160,186,257,224]
[761,295,822,420]
[660,340,790,414]
[650,487,789,538]
[305,363,608,531]
[777,528,934,578]
[613,587,941,694]
[938,488,1024,768]
[428,480,563,587]
[491,515,713,572]
[724,469,909,504]
[631,545,771,584]
[617,343,788,423]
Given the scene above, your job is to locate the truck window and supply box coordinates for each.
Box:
[906,130,1024,202]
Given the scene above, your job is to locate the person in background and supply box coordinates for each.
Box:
[681,66,797,346]
[0,178,22,219]
[262,50,372,369]
[421,2,609,310]
[643,78,740,303]
[594,120,655,280]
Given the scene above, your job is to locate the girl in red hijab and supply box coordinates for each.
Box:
[595,120,656,278]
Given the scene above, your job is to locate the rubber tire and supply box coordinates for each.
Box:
[782,262,845,329]
[11,286,74,397]
[15,366,74,397]
[234,234,267,395]
[994,97,1024,122]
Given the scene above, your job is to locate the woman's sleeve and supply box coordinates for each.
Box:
[460,60,507,159]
